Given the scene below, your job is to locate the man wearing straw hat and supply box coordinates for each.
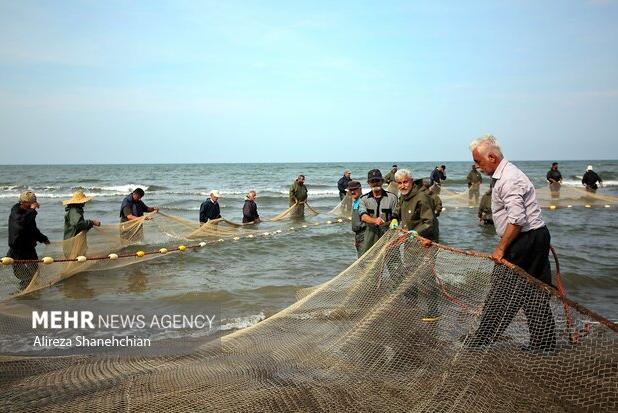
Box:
[63,190,101,259]
[7,191,50,289]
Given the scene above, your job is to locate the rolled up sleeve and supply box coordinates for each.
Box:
[359,197,369,217]
[501,180,527,227]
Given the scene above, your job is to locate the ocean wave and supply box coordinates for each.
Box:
[562,179,618,187]
[219,312,266,331]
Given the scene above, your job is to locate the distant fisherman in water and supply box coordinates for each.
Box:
[289,175,308,218]
[7,191,50,289]
[467,164,483,204]
[429,165,446,186]
[347,180,366,257]
[242,190,260,223]
[478,188,493,226]
[384,165,398,187]
[200,190,222,224]
[337,170,352,200]
[582,165,603,192]
[467,134,556,353]
[63,190,101,259]
[546,162,562,199]
[358,169,398,254]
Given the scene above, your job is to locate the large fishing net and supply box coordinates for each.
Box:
[0,230,615,412]
[0,204,338,298]
[437,184,618,210]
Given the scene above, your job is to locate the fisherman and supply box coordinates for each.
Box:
[242,190,260,223]
[348,180,366,257]
[119,187,158,241]
[384,164,399,195]
[200,190,222,224]
[384,164,398,187]
[582,165,603,192]
[289,175,308,218]
[358,169,398,254]
[63,190,101,258]
[546,162,563,198]
[337,170,352,200]
[466,134,556,353]
[467,164,483,204]
[429,165,447,186]
[478,188,493,225]
[392,169,439,241]
[392,169,440,322]
[7,191,50,289]
[120,188,159,222]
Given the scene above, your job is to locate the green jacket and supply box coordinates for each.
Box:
[478,192,492,219]
[64,205,94,240]
[467,169,483,187]
[393,184,438,241]
[384,170,397,185]
[289,180,308,206]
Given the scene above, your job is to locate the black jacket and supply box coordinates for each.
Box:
[242,200,259,223]
[430,168,446,186]
[199,199,221,223]
[8,203,49,252]
[582,171,602,189]
[337,176,352,195]
[546,169,562,183]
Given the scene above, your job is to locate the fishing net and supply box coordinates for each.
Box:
[534,185,618,209]
[328,194,353,219]
[1,230,616,412]
[270,202,320,221]
[0,212,262,298]
[438,184,618,210]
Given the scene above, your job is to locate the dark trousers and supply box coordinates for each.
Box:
[7,247,39,289]
[469,226,557,351]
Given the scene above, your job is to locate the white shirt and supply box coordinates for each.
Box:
[491,159,545,237]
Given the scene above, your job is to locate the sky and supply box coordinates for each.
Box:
[0,0,617,164]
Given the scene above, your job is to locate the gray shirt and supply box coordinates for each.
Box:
[491,159,545,237]
[358,189,399,222]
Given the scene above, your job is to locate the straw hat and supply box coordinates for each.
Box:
[210,190,221,198]
[63,190,93,205]
[19,191,37,203]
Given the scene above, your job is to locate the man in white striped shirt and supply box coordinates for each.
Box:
[466,134,556,353]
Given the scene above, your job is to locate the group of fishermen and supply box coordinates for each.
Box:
[545,162,604,197]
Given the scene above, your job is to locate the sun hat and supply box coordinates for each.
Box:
[63,190,93,205]
[19,191,37,203]
[210,190,221,198]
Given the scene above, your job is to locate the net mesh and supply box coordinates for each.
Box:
[438,185,618,210]
[1,231,616,412]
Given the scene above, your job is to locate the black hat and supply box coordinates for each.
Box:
[440,164,446,169]
[392,164,398,168]
[347,180,362,190]
[367,169,383,181]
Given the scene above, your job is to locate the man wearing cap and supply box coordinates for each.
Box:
[289,175,308,218]
[358,169,398,254]
[546,162,562,199]
[429,165,447,187]
[337,170,352,200]
[348,180,366,257]
[200,190,222,224]
[582,165,603,192]
[63,190,101,259]
[7,191,50,288]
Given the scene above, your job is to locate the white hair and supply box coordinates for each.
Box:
[469,134,503,157]
[394,168,412,181]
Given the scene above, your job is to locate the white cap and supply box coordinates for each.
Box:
[210,190,221,198]
[587,165,593,171]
